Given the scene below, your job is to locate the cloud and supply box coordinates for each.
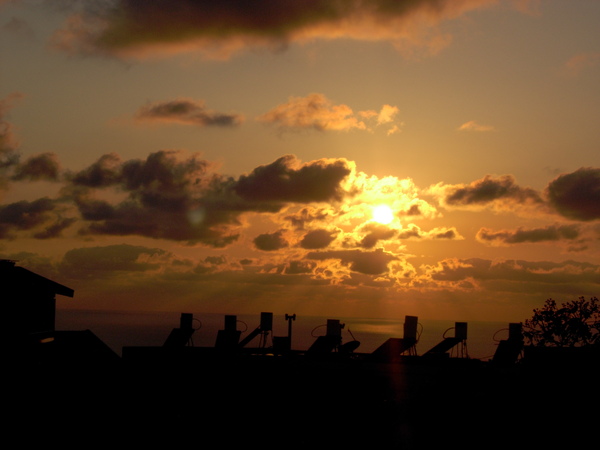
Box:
[306,248,398,275]
[51,0,506,60]
[357,223,397,249]
[377,104,402,135]
[134,98,244,127]
[563,52,600,77]
[59,244,170,279]
[253,230,289,251]
[258,94,402,134]
[60,152,356,246]
[546,168,600,221]
[354,223,462,248]
[457,120,495,132]
[427,227,463,240]
[432,174,543,209]
[284,206,334,230]
[258,93,367,132]
[68,152,122,187]
[234,154,353,204]
[423,258,600,289]
[299,228,338,249]
[65,150,242,246]
[0,197,71,239]
[476,224,581,245]
[12,152,61,181]
[284,260,317,275]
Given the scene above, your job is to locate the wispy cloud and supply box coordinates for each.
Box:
[457,120,495,132]
[134,98,244,127]
[476,224,581,246]
[563,52,600,77]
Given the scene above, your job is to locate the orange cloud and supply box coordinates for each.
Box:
[457,120,495,132]
[259,94,403,134]
[258,93,367,132]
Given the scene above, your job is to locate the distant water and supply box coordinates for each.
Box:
[56,309,512,361]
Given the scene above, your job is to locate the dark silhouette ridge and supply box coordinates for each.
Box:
[5,260,598,448]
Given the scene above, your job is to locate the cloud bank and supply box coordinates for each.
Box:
[50,0,521,60]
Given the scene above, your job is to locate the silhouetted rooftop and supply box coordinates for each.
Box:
[1,259,73,298]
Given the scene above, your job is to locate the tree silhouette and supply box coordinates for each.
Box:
[523,297,600,347]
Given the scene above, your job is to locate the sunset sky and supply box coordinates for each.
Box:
[1,0,599,324]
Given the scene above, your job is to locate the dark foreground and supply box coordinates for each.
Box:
[6,344,599,449]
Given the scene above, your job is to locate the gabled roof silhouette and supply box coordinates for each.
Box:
[1,260,73,298]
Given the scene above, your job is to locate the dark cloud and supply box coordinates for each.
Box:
[427,258,600,287]
[60,244,169,279]
[284,260,317,275]
[253,230,289,251]
[135,98,243,127]
[546,168,600,221]
[12,152,61,181]
[354,223,460,246]
[359,223,397,249]
[33,217,77,239]
[299,228,338,249]
[442,175,543,207]
[68,152,122,187]
[284,206,332,229]
[0,197,66,239]
[431,228,460,240]
[52,0,500,59]
[66,150,242,246]
[55,152,353,246]
[396,226,422,240]
[235,154,352,204]
[400,203,424,217]
[194,255,227,274]
[477,224,581,245]
[306,248,397,275]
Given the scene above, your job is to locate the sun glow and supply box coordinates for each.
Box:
[372,205,394,224]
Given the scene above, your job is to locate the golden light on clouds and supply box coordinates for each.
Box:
[2,0,600,325]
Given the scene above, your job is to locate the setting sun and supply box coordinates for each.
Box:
[372,205,394,224]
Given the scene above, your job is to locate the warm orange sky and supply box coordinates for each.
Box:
[1,0,599,323]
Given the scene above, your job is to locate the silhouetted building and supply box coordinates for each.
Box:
[1,259,74,343]
[2,259,118,367]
